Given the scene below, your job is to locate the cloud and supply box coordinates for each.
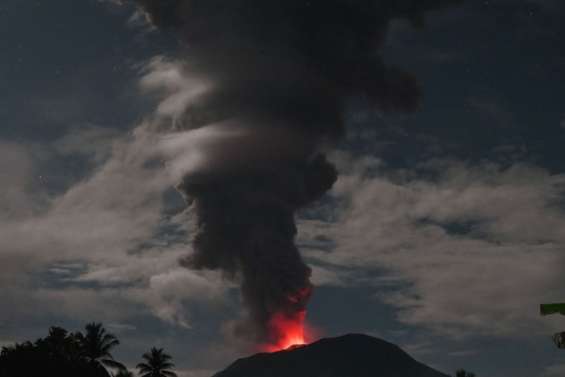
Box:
[53,124,122,163]
[107,323,137,332]
[301,152,565,338]
[0,128,165,264]
[128,267,229,328]
[0,141,43,219]
[543,363,565,377]
[0,60,260,353]
[139,57,211,122]
[0,62,229,331]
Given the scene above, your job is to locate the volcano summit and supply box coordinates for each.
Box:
[213,334,449,377]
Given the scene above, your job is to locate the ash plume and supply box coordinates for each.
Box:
[130,0,461,345]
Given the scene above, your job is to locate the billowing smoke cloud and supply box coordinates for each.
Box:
[130,0,461,347]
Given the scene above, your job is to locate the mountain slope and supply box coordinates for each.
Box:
[213,334,449,377]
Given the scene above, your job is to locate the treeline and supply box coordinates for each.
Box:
[0,323,176,377]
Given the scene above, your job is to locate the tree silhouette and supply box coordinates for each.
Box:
[76,322,126,373]
[113,369,135,377]
[136,347,178,377]
[0,325,118,377]
[38,327,84,363]
[456,369,476,377]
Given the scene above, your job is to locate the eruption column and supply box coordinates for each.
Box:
[132,0,461,349]
[178,152,336,346]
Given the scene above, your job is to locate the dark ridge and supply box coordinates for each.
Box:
[213,333,449,377]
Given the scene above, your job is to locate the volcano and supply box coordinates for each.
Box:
[213,334,449,377]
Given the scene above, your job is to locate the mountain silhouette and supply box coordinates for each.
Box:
[213,334,449,377]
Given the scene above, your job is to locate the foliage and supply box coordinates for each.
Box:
[76,322,126,372]
[0,323,179,377]
[114,369,135,377]
[137,347,178,377]
[0,323,125,377]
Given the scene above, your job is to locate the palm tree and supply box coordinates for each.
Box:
[76,322,126,374]
[114,369,135,377]
[41,327,74,358]
[136,347,177,377]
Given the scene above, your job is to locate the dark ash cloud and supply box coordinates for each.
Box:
[130,0,462,345]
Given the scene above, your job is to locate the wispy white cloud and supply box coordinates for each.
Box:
[128,267,229,328]
[107,322,137,332]
[139,57,211,123]
[301,152,565,338]
[0,60,229,331]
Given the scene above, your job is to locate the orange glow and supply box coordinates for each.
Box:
[263,311,308,352]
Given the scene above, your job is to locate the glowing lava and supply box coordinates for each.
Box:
[263,311,308,352]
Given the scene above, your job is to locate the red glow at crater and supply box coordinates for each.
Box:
[263,311,308,352]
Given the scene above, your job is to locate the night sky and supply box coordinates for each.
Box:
[1,1,565,376]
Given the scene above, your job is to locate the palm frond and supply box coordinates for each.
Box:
[101,358,126,370]
[137,347,177,377]
[136,362,152,373]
